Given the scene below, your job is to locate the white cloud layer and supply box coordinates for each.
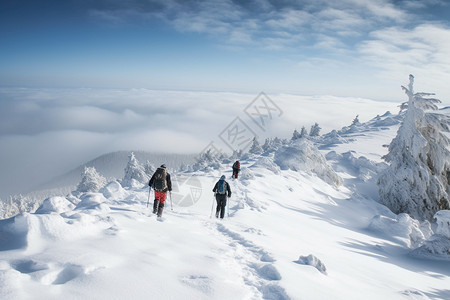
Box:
[0,88,400,199]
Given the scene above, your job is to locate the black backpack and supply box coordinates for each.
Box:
[153,168,168,191]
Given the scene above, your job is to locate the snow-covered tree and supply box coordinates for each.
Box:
[144,160,156,177]
[273,137,283,148]
[0,194,38,219]
[229,149,244,161]
[0,198,8,219]
[76,166,107,193]
[309,123,321,137]
[352,115,361,126]
[193,149,222,171]
[262,138,273,151]
[248,137,263,155]
[178,163,188,172]
[378,75,450,221]
[122,152,149,187]
[300,126,308,138]
[291,129,302,140]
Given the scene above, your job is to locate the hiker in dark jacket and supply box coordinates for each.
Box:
[149,164,172,217]
[212,175,232,219]
[232,161,240,179]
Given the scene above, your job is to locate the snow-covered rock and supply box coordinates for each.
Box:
[274,139,343,186]
[368,213,432,248]
[410,235,450,260]
[239,167,255,181]
[327,151,386,181]
[100,181,129,200]
[251,156,281,175]
[35,196,75,214]
[294,254,327,275]
[75,193,109,212]
[410,210,450,260]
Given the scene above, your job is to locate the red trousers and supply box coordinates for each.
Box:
[154,191,167,203]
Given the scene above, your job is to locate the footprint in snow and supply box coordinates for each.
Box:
[11,260,49,274]
[254,263,282,281]
[52,264,85,285]
[180,275,213,295]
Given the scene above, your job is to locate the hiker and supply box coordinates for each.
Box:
[149,164,172,217]
[212,175,232,219]
[232,160,240,179]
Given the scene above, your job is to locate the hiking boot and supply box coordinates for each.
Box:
[157,202,165,217]
[153,199,159,214]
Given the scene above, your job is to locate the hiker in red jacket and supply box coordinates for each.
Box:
[232,161,240,179]
[149,164,172,217]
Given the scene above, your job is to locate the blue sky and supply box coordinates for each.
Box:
[2,0,450,100]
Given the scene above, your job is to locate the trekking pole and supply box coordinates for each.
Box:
[146,187,151,208]
[170,191,173,211]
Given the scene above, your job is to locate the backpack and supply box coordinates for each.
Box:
[217,180,227,195]
[153,168,168,191]
[233,161,240,169]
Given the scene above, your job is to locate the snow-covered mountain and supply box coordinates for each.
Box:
[1,112,449,299]
[24,151,197,200]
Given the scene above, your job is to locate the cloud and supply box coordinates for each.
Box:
[358,23,450,95]
[0,87,399,199]
[86,0,409,51]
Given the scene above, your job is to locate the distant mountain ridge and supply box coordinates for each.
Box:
[31,151,197,195]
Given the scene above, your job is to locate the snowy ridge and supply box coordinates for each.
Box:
[30,151,196,197]
[1,112,450,299]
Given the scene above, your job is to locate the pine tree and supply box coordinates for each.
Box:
[309,123,321,137]
[76,166,107,193]
[262,138,273,151]
[122,152,149,187]
[144,160,155,177]
[378,75,450,221]
[248,137,263,155]
[300,126,308,138]
[0,198,6,219]
[291,129,301,140]
[230,149,243,161]
[193,149,222,171]
[352,115,361,126]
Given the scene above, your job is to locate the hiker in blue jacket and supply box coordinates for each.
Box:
[212,175,232,219]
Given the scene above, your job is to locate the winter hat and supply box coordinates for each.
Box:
[220,175,226,180]
[160,164,166,168]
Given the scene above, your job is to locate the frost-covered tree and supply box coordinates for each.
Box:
[352,115,361,126]
[76,166,107,193]
[270,137,283,149]
[291,129,302,140]
[309,123,321,137]
[0,194,38,219]
[122,152,149,187]
[193,149,222,171]
[248,137,263,155]
[144,160,156,177]
[378,75,450,221]
[178,163,188,172]
[262,138,273,151]
[300,126,308,138]
[229,149,244,161]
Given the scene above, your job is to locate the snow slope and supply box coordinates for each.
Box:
[1,114,449,300]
